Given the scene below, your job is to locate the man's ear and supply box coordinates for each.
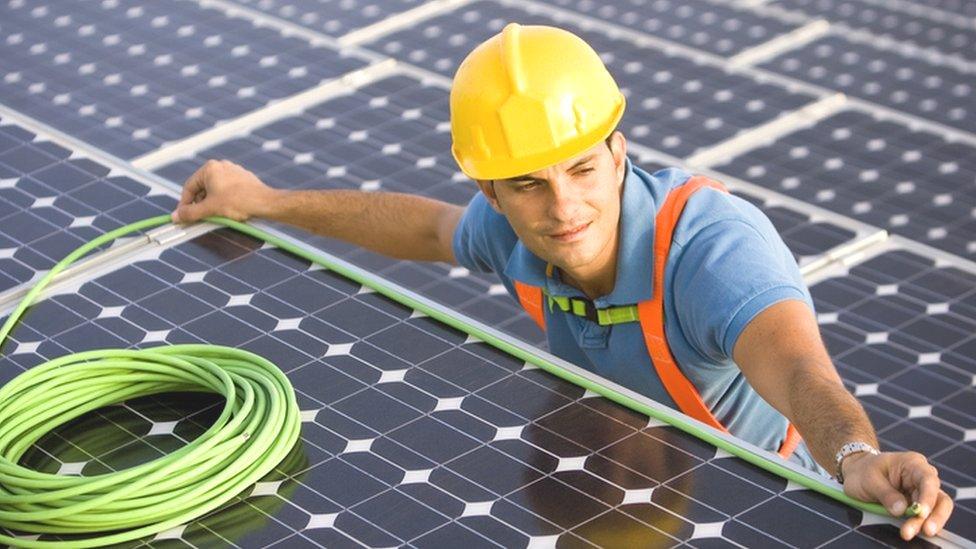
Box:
[475,180,503,213]
[609,131,627,186]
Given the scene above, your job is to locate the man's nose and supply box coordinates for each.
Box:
[546,177,583,223]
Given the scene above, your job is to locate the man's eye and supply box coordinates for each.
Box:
[576,168,594,175]
[517,182,539,192]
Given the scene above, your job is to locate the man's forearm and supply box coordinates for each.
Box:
[259,189,461,262]
[787,365,878,473]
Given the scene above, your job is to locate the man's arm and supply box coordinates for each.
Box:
[734,299,954,541]
[171,159,464,263]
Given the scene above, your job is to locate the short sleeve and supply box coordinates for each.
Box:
[671,218,813,363]
[451,192,519,274]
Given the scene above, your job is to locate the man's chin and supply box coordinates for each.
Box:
[545,247,600,272]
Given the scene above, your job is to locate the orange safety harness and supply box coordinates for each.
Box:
[513,175,801,459]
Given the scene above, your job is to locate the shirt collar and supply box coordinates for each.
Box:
[502,157,657,306]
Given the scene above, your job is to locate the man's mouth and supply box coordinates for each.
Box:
[549,222,591,242]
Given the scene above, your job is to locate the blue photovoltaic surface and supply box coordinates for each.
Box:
[549,0,802,56]
[770,0,976,57]
[361,0,817,158]
[811,248,976,533]
[714,109,976,259]
[227,0,430,38]
[760,35,974,134]
[0,0,974,545]
[0,115,175,293]
[0,0,370,159]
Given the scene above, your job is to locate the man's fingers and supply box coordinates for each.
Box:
[179,159,221,206]
[901,515,925,541]
[869,474,908,517]
[172,200,211,224]
[180,169,206,205]
[922,491,953,537]
[909,463,940,520]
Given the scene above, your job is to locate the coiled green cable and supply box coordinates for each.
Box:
[0,215,301,548]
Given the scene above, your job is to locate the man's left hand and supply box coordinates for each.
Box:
[840,451,954,541]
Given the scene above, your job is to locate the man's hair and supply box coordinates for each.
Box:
[604,127,618,151]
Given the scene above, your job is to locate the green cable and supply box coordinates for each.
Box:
[0,215,912,547]
[0,216,299,548]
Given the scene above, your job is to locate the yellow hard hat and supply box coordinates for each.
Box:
[450,23,626,181]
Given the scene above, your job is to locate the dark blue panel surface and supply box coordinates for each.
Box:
[811,248,976,528]
[361,0,816,158]
[715,109,976,259]
[0,116,175,293]
[228,0,428,37]
[761,36,974,134]
[770,0,976,57]
[0,0,369,158]
[553,0,801,56]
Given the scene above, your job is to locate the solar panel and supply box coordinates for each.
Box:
[547,0,803,56]
[713,109,976,259]
[226,0,430,39]
[359,0,818,158]
[909,0,976,16]
[760,35,974,133]
[0,0,374,159]
[0,114,175,294]
[768,0,976,57]
[808,240,976,540]
[1,226,946,547]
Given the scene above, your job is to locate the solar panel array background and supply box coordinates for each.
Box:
[0,0,974,546]
[0,0,371,158]
[360,0,818,158]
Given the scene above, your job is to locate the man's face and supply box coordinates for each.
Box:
[477,132,628,275]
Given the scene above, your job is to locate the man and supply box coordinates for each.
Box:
[172,23,953,540]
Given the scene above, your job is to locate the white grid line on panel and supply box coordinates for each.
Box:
[338,0,478,47]
[684,92,847,168]
[725,0,976,74]
[726,18,832,69]
[132,59,400,171]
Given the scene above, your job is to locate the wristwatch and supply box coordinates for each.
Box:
[834,441,880,484]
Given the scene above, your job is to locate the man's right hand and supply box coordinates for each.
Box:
[171,159,277,224]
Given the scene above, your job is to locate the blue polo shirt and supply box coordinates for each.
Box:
[453,158,825,473]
